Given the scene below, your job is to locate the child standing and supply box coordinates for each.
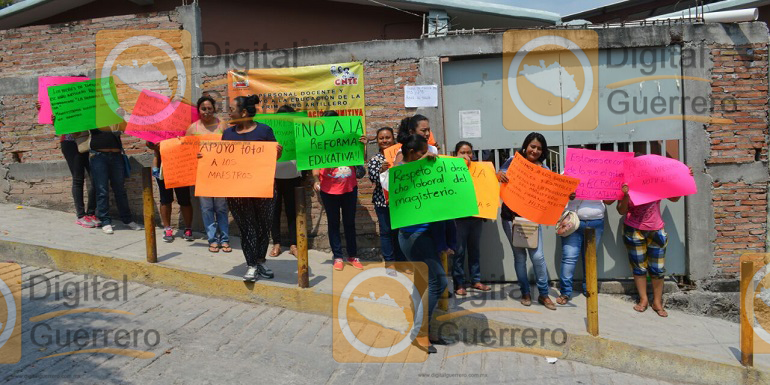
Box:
[452,141,490,296]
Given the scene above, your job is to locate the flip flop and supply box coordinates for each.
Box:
[269,244,281,257]
[651,306,668,318]
[634,302,648,313]
[208,244,220,253]
[220,243,232,253]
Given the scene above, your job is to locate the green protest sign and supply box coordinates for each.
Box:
[294,116,364,170]
[48,77,123,134]
[389,157,479,229]
[254,113,307,162]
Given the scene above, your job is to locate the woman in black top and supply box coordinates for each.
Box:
[220,95,283,282]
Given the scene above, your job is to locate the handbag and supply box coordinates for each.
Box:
[556,200,585,237]
[74,131,91,153]
[511,218,539,248]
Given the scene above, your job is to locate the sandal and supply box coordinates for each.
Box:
[269,244,281,257]
[208,243,220,253]
[455,287,467,296]
[633,302,648,313]
[556,295,570,305]
[651,305,668,318]
[220,243,232,253]
[471,282,491,291]
[289,245,297,256]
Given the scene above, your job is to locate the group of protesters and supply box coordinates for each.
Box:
[48,93,691,354]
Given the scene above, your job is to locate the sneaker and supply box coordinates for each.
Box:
[76,217,95,228]
[256,263,274,279]
[126,221,143,231]
[162,228,174,243]
[102,225,114,234]
[333,258,344,271]
[85,215,101,227]
[347,258,364,270]
[243,266,258,282]
[183,228,194,241]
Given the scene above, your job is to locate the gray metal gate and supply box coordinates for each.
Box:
[441,47,687,281]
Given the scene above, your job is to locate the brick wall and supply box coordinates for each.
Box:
[709,44,770,278]
[0,11,183,226]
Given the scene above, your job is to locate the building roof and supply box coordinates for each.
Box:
[0,0,562,30]
[563,0,770,23]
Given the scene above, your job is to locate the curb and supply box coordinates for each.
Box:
[1,239,768,385]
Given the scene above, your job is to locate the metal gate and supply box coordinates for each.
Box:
[441,47,687,281]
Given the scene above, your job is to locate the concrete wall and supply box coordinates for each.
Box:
[1,3,768,280]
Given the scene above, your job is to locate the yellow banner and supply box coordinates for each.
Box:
[227,62,365,118]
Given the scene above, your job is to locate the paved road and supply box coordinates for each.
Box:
[1,265,679,385]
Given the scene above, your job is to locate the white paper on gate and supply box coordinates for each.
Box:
[460,109,481,138]
[404,85,438,108]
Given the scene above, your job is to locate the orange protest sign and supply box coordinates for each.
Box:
[383,143,402,166]
[469,161,499,220]
[428,131,437,146]
[500,152,579,225]
[159,134,222,188]
[195,140,277,198]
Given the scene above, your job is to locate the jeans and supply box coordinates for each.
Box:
[399,229,447,324]
[90,151,133,226]
[272,177,301,245]
[503,220,549,297]
[560,219,604,297]
[320,188,357,259]
[200,197,229,245]
[61,140,96,218]
[375,206,404,262]
[453,217,482,287]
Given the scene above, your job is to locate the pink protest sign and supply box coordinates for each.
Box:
[564,148,634,200]
[125,90,198,143]
[38,76,89,124]
[624,154,696,205]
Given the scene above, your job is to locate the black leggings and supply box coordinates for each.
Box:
[228,197,273,266]
[272,177,301,245]
[61,140,96,218]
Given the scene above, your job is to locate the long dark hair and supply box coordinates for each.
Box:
[277,104,295,113]
[519,132,548,164]
[401,134,428,161]
[196,96,216,112]
[453,141,473,156]
[233,95,260,117]
[396,114,429,144]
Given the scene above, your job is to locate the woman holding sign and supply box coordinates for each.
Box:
[496,132,555,310]
[223,95,283,282]
[367,127,405,267]
[397,134,455,353]
[393,114,438,164]
[312,111,368,271]
[187,95,230,252]
[617,165,693,317]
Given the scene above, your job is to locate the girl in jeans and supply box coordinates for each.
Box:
[557,194,615,305]
[397,134,455,354]
[367,127,405,266]
[187,95,230,252]
[496,132,555,310]
[452,141,490,296]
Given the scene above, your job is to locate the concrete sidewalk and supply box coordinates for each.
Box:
[1,203,768,384]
